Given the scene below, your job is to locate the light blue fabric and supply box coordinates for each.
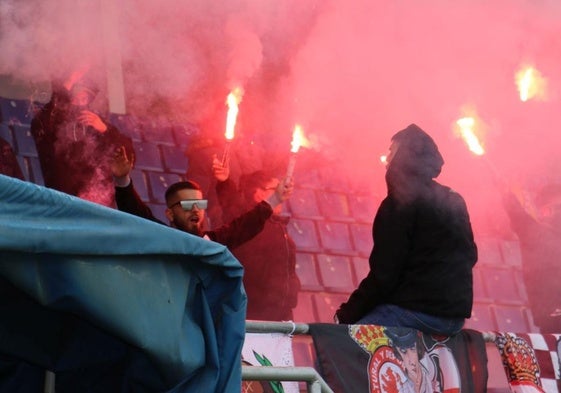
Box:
[0,175,246,392]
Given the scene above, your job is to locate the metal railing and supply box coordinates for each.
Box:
[243,321,499,393]
[243,321,334,393]
[43,322,495,393]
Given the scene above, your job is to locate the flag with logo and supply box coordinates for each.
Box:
[493,332,561,393]
[242,332,299,393]
[309,323,488,393]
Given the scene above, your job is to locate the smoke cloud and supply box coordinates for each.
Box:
[1,0,561,233]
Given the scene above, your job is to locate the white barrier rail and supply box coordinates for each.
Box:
[243,320,334,393]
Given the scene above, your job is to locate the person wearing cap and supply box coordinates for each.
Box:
[30,69,134,207]
[335,124,478,336]
[384,326,433,392]
[502,182,561,333]
[111,146,294,249]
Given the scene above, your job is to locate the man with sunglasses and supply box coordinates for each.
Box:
[111,146,294,249]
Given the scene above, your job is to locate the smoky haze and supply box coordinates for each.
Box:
[1,0,561,233]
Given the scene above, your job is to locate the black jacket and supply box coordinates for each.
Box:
[216,178,300,321]
[502,190,561,333]
[30,85,133,206]
[115,181,275,250]
[0,137,24,180]
[337,124,477,323]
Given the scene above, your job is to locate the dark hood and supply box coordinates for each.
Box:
[385,124,444,201]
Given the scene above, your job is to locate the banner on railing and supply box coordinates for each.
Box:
[309,323,488,393]
[242,332,299,393]
[494,332,561,393]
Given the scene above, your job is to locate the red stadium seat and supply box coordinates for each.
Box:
[286,218,321,253]
[316,221,355,255]
[316,254,355,293]
[295,253,323,291]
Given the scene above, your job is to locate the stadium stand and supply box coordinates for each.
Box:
[1,99,535,391]
[0,100,538,330]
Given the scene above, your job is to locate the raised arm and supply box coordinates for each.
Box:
[111,146,163,225]
[208,177,294,249]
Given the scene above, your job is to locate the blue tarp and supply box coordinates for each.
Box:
[0,174,246,392]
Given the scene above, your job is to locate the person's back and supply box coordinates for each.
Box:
[383,180,476,318]
[336,124,477,335]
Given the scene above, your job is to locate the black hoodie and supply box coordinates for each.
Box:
[337,124,478,323]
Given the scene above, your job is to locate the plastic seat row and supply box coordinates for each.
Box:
[292,289,535,333]
[477,236,522,266]
[1,123,37,157]
[296,251,527,301]
[0,97,38,126]
[2,122,190,177]
[287,187,379,223]
[109,113,199,148]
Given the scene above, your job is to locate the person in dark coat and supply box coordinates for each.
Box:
[335,124,478,335]
[0,137,24,180]
[30,69,134,207]
[212,160,300,321]
[502,183,561,333]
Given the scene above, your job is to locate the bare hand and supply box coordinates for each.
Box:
[211,153,230,182]
[275,176,294,202]
[77,110,107,133]
[111,146,133,178]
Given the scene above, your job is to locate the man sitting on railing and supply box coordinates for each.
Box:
[335,124,478,336]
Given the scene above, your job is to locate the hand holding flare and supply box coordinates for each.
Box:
[222,87,243,166]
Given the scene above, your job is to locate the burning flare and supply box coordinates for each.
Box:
[515,66,547,102]
[456,117,484,156]
[225,87,243,140]
[286,124,311,179]
[290,124,310,153]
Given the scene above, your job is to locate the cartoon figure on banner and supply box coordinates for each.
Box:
[384,327,434,393]
[349,325,461,393]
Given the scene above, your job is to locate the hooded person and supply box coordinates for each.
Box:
[335,124,478,336]
[30,70,134,207]
[384,327,433,393]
